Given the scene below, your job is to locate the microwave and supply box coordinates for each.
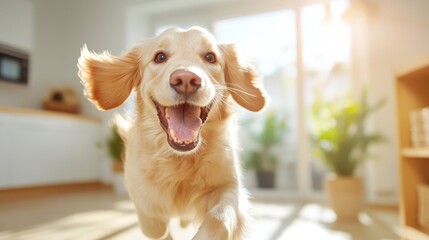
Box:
[0,43,29,85]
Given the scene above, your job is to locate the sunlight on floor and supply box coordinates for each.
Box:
[0,197,399,240]
[0,200,138,240]
[279,220,352,240]
[249,202,398,240]
[274,203,349,240]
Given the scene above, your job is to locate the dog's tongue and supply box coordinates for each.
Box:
[168,104,202,142]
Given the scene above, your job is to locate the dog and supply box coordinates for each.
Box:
[78,27,268,240]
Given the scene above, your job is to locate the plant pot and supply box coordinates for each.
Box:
[112,160,124,172]
[257,170,275,189]
[324,175,364,221]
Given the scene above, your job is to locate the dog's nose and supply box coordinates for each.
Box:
[170,70,201,96]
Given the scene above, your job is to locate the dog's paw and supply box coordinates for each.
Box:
[192,209,231,240]
[180,219,191,228]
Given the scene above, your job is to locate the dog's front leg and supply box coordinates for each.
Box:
[193,189,249,240]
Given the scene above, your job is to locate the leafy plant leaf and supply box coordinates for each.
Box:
[244,111,287,171]
[310,92,386,176]
[107,124,124,162]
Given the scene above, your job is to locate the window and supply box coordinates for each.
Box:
[215,10,299,191]
[214,0,351,195]
[302,1,351,191]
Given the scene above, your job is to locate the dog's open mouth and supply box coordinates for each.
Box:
[153,100,211,152]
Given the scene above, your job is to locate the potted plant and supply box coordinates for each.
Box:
[244,111,286,189]
[107,123,126,195]
[310,91,385,220]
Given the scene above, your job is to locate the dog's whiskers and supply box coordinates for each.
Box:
[217,90,252,106]
[215,84,257,98]
[211,89,236,113]
[211,94,224,119]
[214,85,256,106]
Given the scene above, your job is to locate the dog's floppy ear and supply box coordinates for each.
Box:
[220,44,268,112]
[78,45,142,110]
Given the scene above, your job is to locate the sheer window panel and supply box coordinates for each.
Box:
[301,0,352,191]
[214,10,298,191]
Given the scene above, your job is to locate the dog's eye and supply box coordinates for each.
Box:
[154,52,167,63]
[204,53,216,63]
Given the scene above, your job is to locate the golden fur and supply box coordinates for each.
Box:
[78,27,268,240]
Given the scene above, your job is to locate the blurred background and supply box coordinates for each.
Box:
[1,0,429,239]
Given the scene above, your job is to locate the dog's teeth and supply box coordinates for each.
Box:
[169,129,177,141]
[197,107,201,117]
[193,131,199,140]
[165,107,170,121]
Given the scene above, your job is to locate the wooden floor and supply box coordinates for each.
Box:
[0,184,400,240]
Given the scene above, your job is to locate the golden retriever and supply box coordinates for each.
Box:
[78,27,268,240]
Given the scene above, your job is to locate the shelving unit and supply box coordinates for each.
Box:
[396,58,429,240]
[402,147,429,159]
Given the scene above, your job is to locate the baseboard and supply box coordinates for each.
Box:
[0,181,111,201]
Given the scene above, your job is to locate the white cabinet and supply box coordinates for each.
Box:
[0,114,11,188]
[0,106,102,189]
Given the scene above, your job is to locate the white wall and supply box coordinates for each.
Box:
[0,0,34,107]
[54,0,140,182]
[0,0,33,50]
[0,0,144,114]
[32,0,140,117]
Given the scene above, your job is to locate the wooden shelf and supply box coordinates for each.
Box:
[402,147,429,158]
[395,56,429,80]
[403,226,429,240]
[396,58,429,240]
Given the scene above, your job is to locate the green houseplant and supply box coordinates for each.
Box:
[245,111,286,188]
[107,123,127,195]
[107,124,125,172]
[310,91,385,220]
